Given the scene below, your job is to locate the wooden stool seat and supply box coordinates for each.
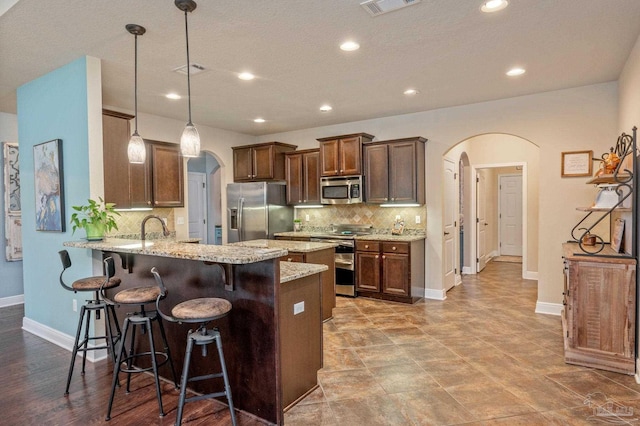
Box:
[72,276,121,292]
[172,298,232,322]
[113,286,160,304]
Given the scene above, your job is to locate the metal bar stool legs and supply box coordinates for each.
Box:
[175,326,237,426]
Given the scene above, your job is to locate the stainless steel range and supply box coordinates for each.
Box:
[310,224,372,297]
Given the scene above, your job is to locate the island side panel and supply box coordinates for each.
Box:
[105,252,283,425]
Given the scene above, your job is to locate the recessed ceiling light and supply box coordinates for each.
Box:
[320,105,333,112]
[165,93,181,100]
[254,118,266,123]
[481,0,508,13]
[506,67,526,76]
[238,72,255,81]
[340,41,360,51]
[404,89,419,96]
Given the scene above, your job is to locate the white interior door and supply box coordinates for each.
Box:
[188,172,207,243]
[443,159,456,291]
[476,172,487,272]
[499,174,523,256]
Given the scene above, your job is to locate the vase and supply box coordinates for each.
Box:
[85,223,106,241]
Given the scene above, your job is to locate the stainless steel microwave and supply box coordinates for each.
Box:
[320,175,363,204]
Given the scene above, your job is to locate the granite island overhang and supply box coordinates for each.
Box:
[64,238,326,425]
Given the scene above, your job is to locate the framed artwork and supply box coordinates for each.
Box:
[33,139,65,232]
[3,142,22,260]
[561,150,593,177]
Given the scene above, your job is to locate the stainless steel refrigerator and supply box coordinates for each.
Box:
[226,181,293,242]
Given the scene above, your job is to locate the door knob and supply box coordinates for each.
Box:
[444,232,450,235]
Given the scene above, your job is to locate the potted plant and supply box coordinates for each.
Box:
[70,197,120,240]
[293,218,302,232]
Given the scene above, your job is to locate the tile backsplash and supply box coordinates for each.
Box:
[108,208,175,237]
[294,204,426,232]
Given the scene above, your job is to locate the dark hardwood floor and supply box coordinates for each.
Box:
[0,304,265,425]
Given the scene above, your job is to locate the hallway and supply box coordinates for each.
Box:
[1,262,639,425]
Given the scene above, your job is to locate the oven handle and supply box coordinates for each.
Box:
[335,259,353,266]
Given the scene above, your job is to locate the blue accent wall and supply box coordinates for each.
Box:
[17,57,94,334]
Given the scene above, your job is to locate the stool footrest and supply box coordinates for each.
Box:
[118,351,169,374]
[188,372,224,383]
[185,391,229,404]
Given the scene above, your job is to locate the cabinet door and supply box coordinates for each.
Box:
[339,136,362,175]
[252,144,275,180]
[129,144,152,208]
[356,251,380,292]
[382,253,409,296]
[303,151,320,204]
[389,141,418,203]
[319,140,340,176]
[233,147,253,181]
[102,113,132,209]
[285,153,303,205]
[151,143,184,207]
[364,144,389,203]
[569,260,635,358]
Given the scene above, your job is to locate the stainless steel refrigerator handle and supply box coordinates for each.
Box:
[238,197,244,241]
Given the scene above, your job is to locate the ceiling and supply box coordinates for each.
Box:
[2,0,640,136]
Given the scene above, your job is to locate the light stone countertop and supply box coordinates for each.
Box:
[280,261,328,283]
[273,231,425,242]
[63,238,287,264]
[227,239,337,252]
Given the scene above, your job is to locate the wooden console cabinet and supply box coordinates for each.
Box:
[562,243,636,375]
[356,239,425,304]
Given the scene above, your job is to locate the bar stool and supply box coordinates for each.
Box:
[151,267,237,426]
[104,273,179,420]
[58,250,121,396]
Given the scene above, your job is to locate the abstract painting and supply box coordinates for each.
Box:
[33,139,64,232]
[3,142,22,260]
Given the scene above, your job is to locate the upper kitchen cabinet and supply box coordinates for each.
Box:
[317,133,374,177]
[102,109,184,209]
[285,149,320,205]
[364,137,426,204]
[232,141,297,182]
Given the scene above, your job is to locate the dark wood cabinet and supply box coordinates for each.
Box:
[285,149,320,205]
[356,239,424,303]
[562,243,636,374]
[102,110,183,209]
[317,133,374,177]
[232,142,297,182]
[364,137,426,205]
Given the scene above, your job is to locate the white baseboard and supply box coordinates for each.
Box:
[489,250,499,259]
[535,301,562,316]
[455,274,462,286]
[0,294,24,308]
[22,316,107,363]
[636,359,640,384]
[523,271,538,280]
[425,288,446,301]
[462,266,472,275]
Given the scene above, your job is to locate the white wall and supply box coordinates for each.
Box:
[258,82,618,305]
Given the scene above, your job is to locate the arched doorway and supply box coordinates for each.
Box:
[443,133,540,287]
[186,151,223,244]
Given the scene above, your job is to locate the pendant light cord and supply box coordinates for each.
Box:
[134,33,139,134]
[184,9,192,125]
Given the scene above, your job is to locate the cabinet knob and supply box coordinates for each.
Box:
[303,199,307,202]
[375,255,379,259]
[147,201,152,205]
[340,169,343,172]
[365,244,369,249]
[391,198,395,201]
[392,246,397,251]
[382,255,386,259]
[287,258,293,262]
[248,174,251,178]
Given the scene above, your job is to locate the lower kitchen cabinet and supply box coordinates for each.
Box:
[280,247,336,321]
[356,239,424,303]
[562,243,636,375]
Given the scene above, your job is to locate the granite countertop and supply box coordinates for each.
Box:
[227,239,337,252]
[280,261,328,283]
[64,238,287,264]
[273,231,425,242]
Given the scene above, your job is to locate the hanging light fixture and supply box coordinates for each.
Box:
[126,24,147,164]
[175,0,200,157]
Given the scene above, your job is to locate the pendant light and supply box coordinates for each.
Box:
[175,0,200,158]
[126,24,147,164]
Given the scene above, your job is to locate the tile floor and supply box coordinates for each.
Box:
[284,261,640,425]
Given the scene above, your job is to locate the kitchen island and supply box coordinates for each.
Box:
[227,239,336,320]
[63,238,327,425]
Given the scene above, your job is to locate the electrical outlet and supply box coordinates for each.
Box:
[177,216,185,225]
[293,301,305,315]
[305,214,310,222]
[72,299,77,312]
[415,215,421,224]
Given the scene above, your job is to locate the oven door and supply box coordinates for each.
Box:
[311,238,357,297]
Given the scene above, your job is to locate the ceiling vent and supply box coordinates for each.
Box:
[360,0,421,17]
[172,63,207,76]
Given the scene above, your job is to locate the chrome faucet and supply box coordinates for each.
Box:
[141,215,170,241]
